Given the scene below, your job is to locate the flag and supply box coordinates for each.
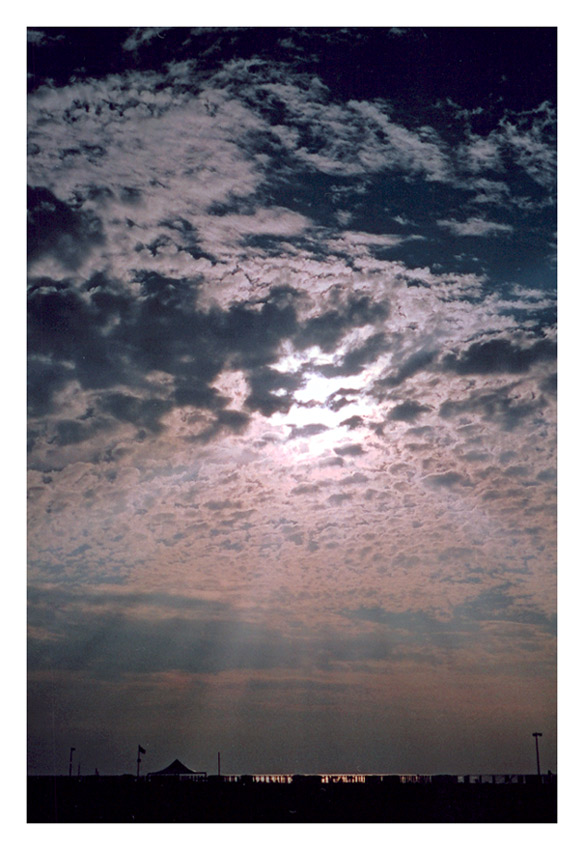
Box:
[138,745,146,754]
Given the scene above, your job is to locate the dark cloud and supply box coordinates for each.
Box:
[339,473,368,486]
[327,493,354,505]
[290,483,321,496]
[318,332,388,378]
[456,586,556,635]
[389,401,430,422]
[540,372,557,396]
[215,408,250,432]
[182,408,252,444]
[52,417,111,447]
[173,379,226,411]
[27,356,72,417]
[28,606,297,677]
[220,295,300,370]
[443,337,556,375]
[28,586,229,616]
[342,605,455,633]
[334,444,365,457]
[327,388,362,412]
[30,583,489,687]
[379,349,437,388]
[288,423,329,440]
[319,456,345,468]
[27,280,127,401]
[424,472,467,489]
[439,388,548,431]
[245,367,302,416]
[28,273,305,439]
[28,186,104,269]
[100,393,173,433]
[342,585,556,641]
[339,415,364,430]
[28,265,399,442]
[295,295,388,353]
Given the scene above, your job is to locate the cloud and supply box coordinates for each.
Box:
[26,28,557,777]
[294,294,388,353]
[443,337,556,375]
[437,217,513,237]
[30,582,552,692]
[27,29,65,47]
[389,401,430,422]
[245,366,302,416]
[318,331,388,378]
[28,186,105,269]
[122,27,173,52]
[28,271,309,444]
[342,585,556,642]
[438,388,548,431]
[327,493,354,506]
[466,178,510,207]
[28,592,297,677]
[27,29,46,45]
[288,423,329,440]
[27,280,128,407]
[339,415,364,430]
[424,471,468,489]
[334,443,365,457]
[460,135,502,173]
[500,103,556,189]
[342,100,454,182]
[379,349,437,389]
[205,207,312,254]
[204,499,243,511]
[339,472,368,486]
[99,393,172,433]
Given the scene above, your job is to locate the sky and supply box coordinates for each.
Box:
[26,26,557,778]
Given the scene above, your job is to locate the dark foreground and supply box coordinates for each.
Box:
[28,775,557,823]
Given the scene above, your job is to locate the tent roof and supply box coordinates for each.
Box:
[148,758,196,775]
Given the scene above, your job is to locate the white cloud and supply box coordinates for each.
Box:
[501,110,556,188]
[121,27,174,52]
[437,217,513,237]
[460,135,502,173]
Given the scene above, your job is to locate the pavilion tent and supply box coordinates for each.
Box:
[147,759,202,777]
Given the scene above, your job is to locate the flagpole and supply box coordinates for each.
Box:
[136,745,146,779]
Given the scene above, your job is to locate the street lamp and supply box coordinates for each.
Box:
[68,747,76,778]
[532,732,542,779]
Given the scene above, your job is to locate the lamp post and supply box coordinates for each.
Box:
[532,732,542,779]
[68,747,76,778]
